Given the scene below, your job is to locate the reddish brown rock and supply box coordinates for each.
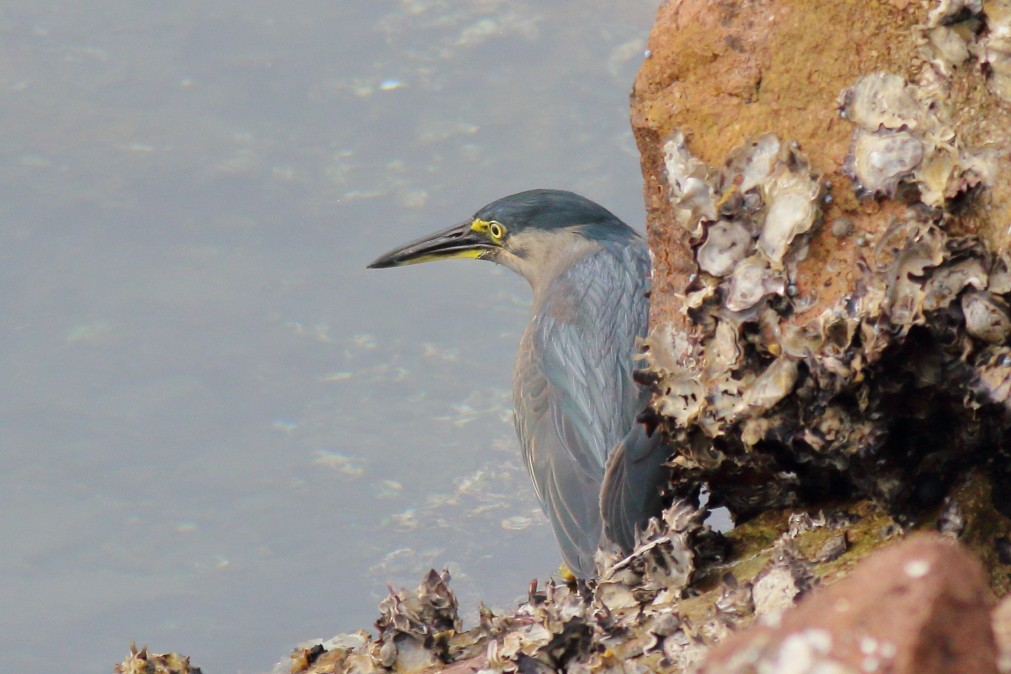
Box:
[994,592,1011,673]
[630,0,919,333]
[631,0,1011,334]
[629,0,1011,537]
[699,534,996,674]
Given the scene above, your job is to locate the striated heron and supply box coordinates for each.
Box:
[368,189,670,577]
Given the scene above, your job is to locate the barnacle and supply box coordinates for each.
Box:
[924,0,984,72]
[840,72,925,131]
[846,129,924,196]
[962,290,1011,343]
[737,357,799,417]
[922,257,988,311]
[726,133,783,192]
[757,165,823,266]
[697,220,752,277]
[840,71,996,208]
[655,373,707,427]
[725,255,785,312]
[983,0,1011,104]
[663,130,718,236]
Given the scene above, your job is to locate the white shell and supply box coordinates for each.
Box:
[848,129,924,195]
[983,1,1011,104]
[840,72,924,131]
[663,130,717,236]
[725,255,786,312]
[962,290,1011,343]
[922,258,988,311]
[740,357,800,415]
[727,133,782,192]
[698,220,753,277]
[758,169,823,265]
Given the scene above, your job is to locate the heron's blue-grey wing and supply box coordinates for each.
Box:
[513,242,651,575]
[600,422,671,551]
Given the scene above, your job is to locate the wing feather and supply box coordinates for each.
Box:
[513,242,651,575]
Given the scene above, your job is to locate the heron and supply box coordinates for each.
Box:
[368,189,670,577]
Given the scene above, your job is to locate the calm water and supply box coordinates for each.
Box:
[0,2,661,672]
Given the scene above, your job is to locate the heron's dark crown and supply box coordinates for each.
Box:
[475,189,637,242]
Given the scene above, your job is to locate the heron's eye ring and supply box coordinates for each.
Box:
[489,221,506,241]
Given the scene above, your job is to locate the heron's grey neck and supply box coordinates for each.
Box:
[495,229,606,299]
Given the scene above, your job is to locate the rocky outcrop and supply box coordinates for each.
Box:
[114,476,1011,673]
[273,481,1011,673]
[631,0,1011,541]
[701,535,996,674]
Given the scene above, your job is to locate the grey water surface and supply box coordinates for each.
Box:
[0,2,661,672]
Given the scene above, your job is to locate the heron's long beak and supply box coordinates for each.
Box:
[367,220,496,269]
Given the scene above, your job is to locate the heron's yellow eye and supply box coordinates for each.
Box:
[489,221,506,241]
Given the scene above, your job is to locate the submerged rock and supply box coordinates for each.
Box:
[115,645,203,674]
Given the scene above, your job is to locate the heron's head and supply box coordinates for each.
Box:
[368,189,637,287]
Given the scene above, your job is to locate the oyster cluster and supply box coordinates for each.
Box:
[115,645,203,674]
[644,60,1010,519]
[650,132,828,462]
[595,499,711,610]
[287,499,889,674]
[840,71,994,206]
[921,0,1011,105]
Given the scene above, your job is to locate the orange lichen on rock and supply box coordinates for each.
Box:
[632,0,1011,329]
[633,1,920,169]
[633,0,921,327]
[631,0,1011,535]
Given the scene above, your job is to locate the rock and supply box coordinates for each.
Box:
[699,534,996,674]
[115,644,203,674]
[630,0,1011,539]
[117,479,1011,673]
[994,593,1011,674]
